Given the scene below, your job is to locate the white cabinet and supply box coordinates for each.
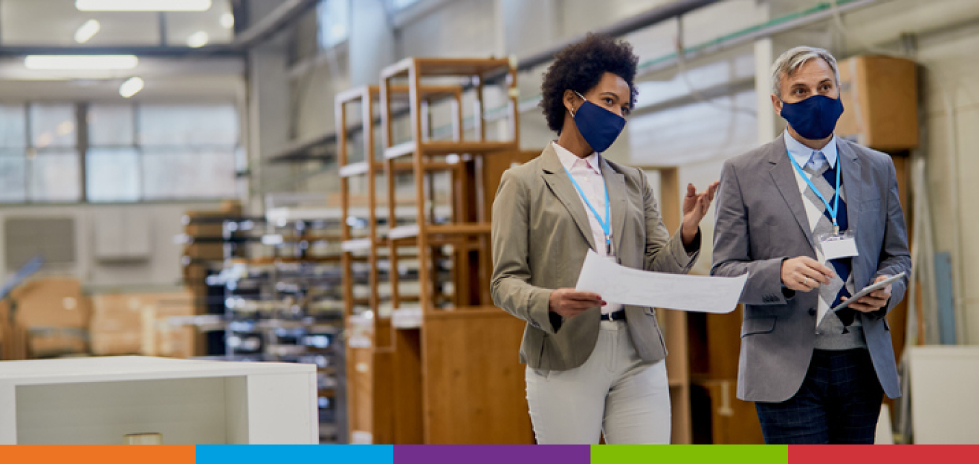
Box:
[0,356,317,445]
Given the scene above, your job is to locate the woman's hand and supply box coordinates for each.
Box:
[548,288,605,318]
[681,181,720,245]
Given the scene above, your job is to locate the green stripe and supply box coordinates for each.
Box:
[591,445,789,464]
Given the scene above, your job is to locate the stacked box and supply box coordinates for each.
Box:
[90,292,195,357]
[0,278,90,358]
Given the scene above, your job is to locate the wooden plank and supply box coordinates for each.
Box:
[421,311,533,444]
[392,328,424,444]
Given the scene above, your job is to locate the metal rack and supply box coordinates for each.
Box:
[177,213,348,444]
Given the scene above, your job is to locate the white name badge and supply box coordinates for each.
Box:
[816,230,859,261]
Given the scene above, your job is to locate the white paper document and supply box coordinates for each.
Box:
[574,250,748,313]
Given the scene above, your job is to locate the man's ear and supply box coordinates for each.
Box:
[770,94,782,116]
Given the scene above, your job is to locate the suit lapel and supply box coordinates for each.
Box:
[601,158,627,255]
[540,144,597,250]
[838,138,865,284]
[768,134,816,252]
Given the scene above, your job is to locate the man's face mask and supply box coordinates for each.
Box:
[570,91,626,153]
[779,94,844,140]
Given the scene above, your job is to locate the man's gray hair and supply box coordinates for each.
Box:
[770,46,841,97]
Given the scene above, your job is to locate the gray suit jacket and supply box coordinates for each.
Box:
[491,143,699,371]
[711,134,910,402]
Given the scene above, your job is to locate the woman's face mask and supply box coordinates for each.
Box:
[570,91,626,153]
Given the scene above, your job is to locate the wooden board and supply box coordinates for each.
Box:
[420,311,533,444]
[392,328,424,444]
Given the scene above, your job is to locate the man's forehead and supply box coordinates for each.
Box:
[786,60,834,81]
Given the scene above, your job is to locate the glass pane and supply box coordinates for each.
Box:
[88,105,134,146]
[0,150,26,202]
[138,104,239,146]
[141,148,236,199]
[0,105,26,147]
[30,104,76,148]
[30,150,80,202]
[87,148,139,202]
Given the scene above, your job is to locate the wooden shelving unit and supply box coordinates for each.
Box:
[373,57,533,444]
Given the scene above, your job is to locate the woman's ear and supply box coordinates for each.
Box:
[563,89,578,113]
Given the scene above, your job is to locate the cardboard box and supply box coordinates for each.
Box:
[183,243,225,260]
[142,306,195,359]
[4,278,89,329]
[185,223,225,237]
[836,55,918,151]
[28,328,87,358]
[90,331,142,355]
[89,291,194,356]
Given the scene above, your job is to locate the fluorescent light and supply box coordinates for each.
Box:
[119,77,144,98]
[74,19,101,43]
[76,0,212,11]
[220,12,234,29]
[186,31,209,48]
[24,55,138,70]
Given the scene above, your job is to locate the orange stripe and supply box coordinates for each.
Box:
[0,445,195,464]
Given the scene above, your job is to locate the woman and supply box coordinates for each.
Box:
[490,33,718,444]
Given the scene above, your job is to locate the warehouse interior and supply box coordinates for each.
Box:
[0,0,978,446]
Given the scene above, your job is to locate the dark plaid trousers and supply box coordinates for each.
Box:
[754,348,884,444]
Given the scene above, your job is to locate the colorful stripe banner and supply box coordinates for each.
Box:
[1,444,974,464]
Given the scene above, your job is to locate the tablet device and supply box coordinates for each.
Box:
[832,272,906,312]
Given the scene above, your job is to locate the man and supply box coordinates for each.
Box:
[711,46,911,444]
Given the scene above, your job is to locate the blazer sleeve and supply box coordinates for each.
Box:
[710,159,792,305]
[869,156,912,318]
[640,168,699,273]
[490,169,561,334]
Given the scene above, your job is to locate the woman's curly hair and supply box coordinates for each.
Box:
[539,33,639,133]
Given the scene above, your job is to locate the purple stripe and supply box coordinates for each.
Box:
[393,445,590,464]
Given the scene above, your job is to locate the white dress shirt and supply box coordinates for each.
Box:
[552,141,620,315]
[785,129,838,171]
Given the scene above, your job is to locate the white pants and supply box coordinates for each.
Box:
[525,319,671,444]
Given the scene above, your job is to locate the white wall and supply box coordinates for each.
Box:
[0,202,223,290]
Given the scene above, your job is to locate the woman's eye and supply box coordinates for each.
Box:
[604,98,614,105]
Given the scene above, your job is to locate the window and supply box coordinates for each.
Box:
[0,102,239,204]
[317,0,350,50]
[0,105,26,202]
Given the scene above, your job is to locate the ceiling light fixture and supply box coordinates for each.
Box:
[76,0,212,11]
[24,55,138,70]
[74,19,101,43]
[186,31,209,48]
[220,12,234,29]
[119,77,144,98]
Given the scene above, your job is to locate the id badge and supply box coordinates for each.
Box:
[816,230,858,261]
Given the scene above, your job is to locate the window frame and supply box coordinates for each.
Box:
[0,101,241,205]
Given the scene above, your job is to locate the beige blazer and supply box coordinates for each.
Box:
[490,143,699,371]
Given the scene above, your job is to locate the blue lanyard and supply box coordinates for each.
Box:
[787,148,841,234]
[564,164,611,252]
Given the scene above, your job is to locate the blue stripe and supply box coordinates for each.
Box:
[196,445,394,463]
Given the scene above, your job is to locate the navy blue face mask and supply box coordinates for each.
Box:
[779,94,844,140]
[570,91,626,153]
